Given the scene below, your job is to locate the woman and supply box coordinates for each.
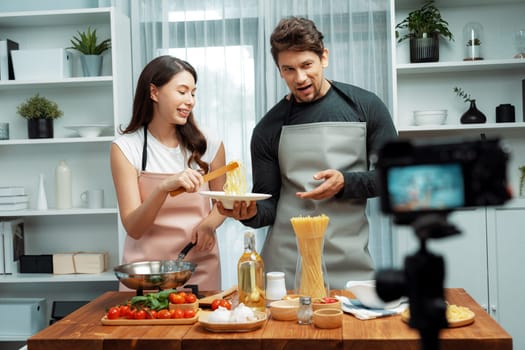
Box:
[111,55,226,291]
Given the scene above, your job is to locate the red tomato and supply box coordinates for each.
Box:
[178,292,187,299]
[218,299,232,310]
[107,306,120,320]
[321,297,338,304]
[119,304,131,318]
[127,308,137,320]
[134,309,147,320]
[172,309,184,319]
[185,293,197,304]
[169,293,185,304]
[211,299,221,310]
[184,309,196,318]
[147,309,157,319]
[157,309,171,319]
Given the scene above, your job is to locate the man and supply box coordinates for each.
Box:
[218,17,397,290]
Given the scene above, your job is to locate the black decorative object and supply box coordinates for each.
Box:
[460,100,486,124]
[410,35,440,63]
[496,104,515,123]
[27,118,54,138]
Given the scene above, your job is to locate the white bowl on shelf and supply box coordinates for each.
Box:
[64,123,112,137]
[413,110,447,126]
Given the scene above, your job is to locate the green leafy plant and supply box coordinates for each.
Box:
[16,94,63,120]
[395,0,454,43]
[467,38,481,46]
[453,87,475,103]
[68,26,111,55]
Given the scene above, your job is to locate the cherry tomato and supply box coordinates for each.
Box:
[184,309,196,318]
[107,306,120,320]
[177,292,187,299]
[169,293,185,304]
[321,297,338,304]
[218,299,232,310]
[147,309,157,319]
[134,309,147,320]
[185,293,197,304]
[211,299,221,310]
[119,304,131,318]
[126,308,137,320]
[171,309,184,319]
[157,309,171,319]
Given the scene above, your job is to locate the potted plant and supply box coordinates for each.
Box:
[453,87,486,124]
[464,22,484,61]
[395,0,453,63]
[68,26,111,77]
[17,93,63,139]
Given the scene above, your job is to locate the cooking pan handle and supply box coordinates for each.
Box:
[178,241,197,261]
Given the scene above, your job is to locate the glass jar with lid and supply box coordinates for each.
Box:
[463,22,484,61]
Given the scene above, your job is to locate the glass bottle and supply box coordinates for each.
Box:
[55,160,72,209]
[297,296,313,325]
[295,234,329,298]
[237,231,266,311]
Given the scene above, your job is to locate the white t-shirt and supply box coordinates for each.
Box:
[113,126,222,173]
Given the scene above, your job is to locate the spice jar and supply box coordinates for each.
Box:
[297,296,313,325]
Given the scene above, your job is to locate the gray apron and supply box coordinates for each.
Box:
[261,118,375,291]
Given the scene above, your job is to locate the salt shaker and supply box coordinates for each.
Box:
[266,271,287,303]
[297,296,313,325]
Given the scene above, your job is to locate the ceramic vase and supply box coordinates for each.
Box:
[80,54,103,77]
[460,100,486,124]
[27,118,53,138]
[37,173,48,210]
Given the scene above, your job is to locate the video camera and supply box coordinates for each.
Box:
[375,138,511,225]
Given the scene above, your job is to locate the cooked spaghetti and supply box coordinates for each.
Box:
[290,214,330,298]
[223,161,247,195]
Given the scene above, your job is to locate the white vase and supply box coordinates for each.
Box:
[37,173,48,210]
[55,160,72,209]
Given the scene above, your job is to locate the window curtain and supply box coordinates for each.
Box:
[129,0,393,289]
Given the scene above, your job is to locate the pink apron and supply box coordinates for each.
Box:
[120,127,221,291]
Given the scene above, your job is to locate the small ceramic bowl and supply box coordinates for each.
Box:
[312,308,343,329]
[312,298,342,311]
[269,299,299,321]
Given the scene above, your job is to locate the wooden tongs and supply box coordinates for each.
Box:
[169,161,239,197]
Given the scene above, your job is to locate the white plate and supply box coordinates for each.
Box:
[199,191,271,209]
[64,123,112,137]
[198,310,267,332]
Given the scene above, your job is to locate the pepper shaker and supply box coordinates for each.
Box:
[297,296,313,325]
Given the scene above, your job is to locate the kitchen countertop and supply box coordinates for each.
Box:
[27,288,511,350]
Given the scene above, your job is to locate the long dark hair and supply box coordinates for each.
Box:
[122,55,209,173]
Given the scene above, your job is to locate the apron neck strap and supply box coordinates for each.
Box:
[141,124,148,171]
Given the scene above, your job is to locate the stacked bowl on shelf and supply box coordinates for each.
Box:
[413,109,447,126]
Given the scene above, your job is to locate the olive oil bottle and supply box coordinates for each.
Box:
[237,231,265,311]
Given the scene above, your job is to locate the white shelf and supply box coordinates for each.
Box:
[397,58,525,75]
[398,122,525,136]
[0,136,115,146]
[0,76,113,91]
[0,208,118,217]
[0,7,112,27]
[0,271,117,284]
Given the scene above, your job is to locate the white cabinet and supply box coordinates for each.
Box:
[393,199,525,349]
[391,0,525,347]
[0,7,132,340]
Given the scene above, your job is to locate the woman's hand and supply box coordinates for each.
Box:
[159,168,204,194]
[192,223,217,251]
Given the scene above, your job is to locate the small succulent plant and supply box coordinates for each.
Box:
[453,87,475,103]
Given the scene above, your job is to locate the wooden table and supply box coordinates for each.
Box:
[27,288,512,350]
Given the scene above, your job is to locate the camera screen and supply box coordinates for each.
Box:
[387,163,465,212]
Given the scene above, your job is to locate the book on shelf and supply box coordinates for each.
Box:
[0,202,29,211]
[0,186,26,196]
[0,195,29,204]
[0,38,19,80]
[1,218,25,274]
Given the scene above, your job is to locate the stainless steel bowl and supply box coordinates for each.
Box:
[114,260,197,292]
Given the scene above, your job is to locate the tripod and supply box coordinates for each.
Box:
[376,213,460,350]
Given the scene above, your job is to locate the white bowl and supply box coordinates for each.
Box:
[413,110,447,126]
[345,280,402,309]
[64,123,111,137]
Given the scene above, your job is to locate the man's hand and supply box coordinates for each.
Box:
[217,200,257,220]
[296,169,344,200]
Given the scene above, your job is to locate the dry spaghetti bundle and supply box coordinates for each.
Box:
[223,161,247,195]
[290,214,330,298]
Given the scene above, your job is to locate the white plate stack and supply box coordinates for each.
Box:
[413,110,447,126]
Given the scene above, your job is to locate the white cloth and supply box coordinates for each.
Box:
[336,295,408,320]
[113,126,222,172]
